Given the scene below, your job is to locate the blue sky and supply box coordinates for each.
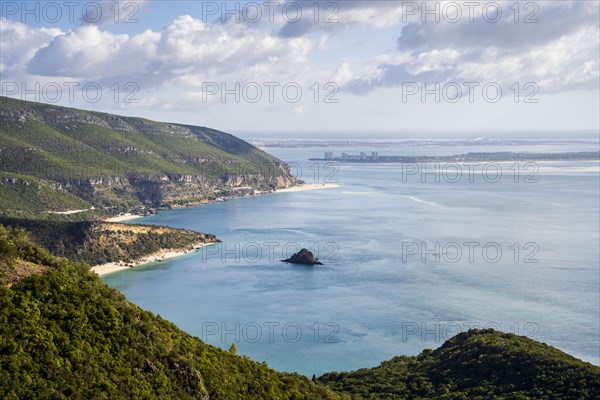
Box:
[1,1,599,137]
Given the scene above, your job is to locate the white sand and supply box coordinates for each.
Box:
[92,243,212,276]
[275,183,339,193]
[104,213,144,222]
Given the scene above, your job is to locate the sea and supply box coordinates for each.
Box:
[103,140,600,376]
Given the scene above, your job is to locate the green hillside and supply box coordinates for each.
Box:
[0,224,348,399]
[1,225,599,399]
[0,97,295,217]
[319,329,600,399]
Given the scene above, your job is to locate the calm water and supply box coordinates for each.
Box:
[104,143,600,376]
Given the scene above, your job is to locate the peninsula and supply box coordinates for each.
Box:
[310,151,600,163]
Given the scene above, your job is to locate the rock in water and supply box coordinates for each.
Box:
[282,248,323,265]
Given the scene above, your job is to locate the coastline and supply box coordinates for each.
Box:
[92,242,213,276]
[104,213,144,222]
[93,183,338,276]
[103,183,339,223]
[273,183,339,193]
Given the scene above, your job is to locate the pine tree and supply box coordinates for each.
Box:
[229,342,237,355]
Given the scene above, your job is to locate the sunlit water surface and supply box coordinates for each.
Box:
[104,143,600,375]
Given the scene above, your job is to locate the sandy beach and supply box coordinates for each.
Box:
[275,183,339,193]
[92,242,213,276]
[104,213,144,222]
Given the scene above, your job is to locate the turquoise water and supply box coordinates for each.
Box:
[104,144,600,376]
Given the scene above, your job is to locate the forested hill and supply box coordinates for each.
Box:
[1,225,599,399]
[0,224,348,399]
[0,97,296,218]
[319,329,600,399]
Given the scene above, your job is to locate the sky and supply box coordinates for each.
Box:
[1,0,599,138]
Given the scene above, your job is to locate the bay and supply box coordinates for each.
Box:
[104,142,600,376]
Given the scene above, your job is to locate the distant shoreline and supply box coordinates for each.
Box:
[309,151,600,163]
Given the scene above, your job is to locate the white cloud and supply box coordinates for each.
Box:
[2,14,312,84]
[339,1,600,95]
[277,0,407,37]
[0,13,320,115]
[406,49,460,75]
[1,0,598,129]
[0,20,61,75]
[27,25,145,78]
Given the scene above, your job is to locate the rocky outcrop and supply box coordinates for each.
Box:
[58,172,295,208]
[282,248,323,265]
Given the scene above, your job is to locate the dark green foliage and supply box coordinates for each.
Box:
[0,218,91,258]
[0,226,347,399]
[319,330,600,399]
[0,224,70,285]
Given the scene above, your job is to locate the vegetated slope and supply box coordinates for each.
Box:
[319,329,600,399]
[0,217,219,266]
[0,97,296,217]
[0,225,349,399]
[1,225,598,399]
